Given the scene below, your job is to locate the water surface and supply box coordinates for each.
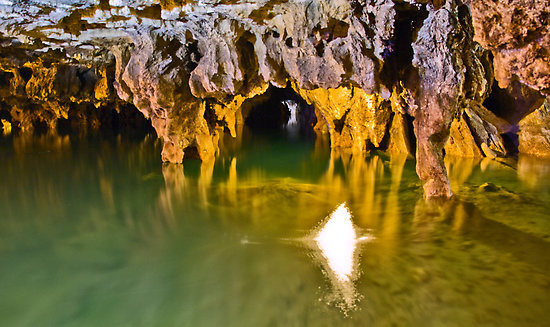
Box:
[1,131,549,326]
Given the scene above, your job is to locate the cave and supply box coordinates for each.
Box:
[242,85,317,138]
[0,0,549,324]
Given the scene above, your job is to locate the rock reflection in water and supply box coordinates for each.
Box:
[2,132,550,326]
[159,147,417,235]
[518,154,550,190]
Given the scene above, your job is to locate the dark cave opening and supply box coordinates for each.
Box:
[18,67,32,82]
[483,77,546,155]
[236,32,258,92]
[243,85,317,138]
[0,100,154,138]
[56,103,154,137]
[483,79,545,125]
[379,3,428,88]
[0,71,14,89]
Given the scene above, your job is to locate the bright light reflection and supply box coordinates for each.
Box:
[305,202,373,313]
[315,203,357,282]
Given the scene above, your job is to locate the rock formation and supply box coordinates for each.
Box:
[519,100,550,157]
[0,0,548,198]
[465,0,550,96]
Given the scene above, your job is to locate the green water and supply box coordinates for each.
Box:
[1,131,550,327]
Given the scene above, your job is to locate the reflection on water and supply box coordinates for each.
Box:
[315,204,359,283]
[1,132,550,326]
[305,203,373,312]
[518,154,550,189]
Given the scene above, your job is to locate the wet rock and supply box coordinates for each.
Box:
[0,118,10,134]
[410,1,489,198]
[464,0,550,96]
[113,27,216,162]
[483,79,546,126]
[387,111,413,156]
[444,105,508,159]
[478,183,499,193]
[0,43,142,133]
[294,85,391,153]
[464,106,507,158]
[476,183,521,201]
[518,100,550,157]
[445,113,483,158]
[97,0,400,160]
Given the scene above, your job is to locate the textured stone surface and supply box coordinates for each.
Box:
[0,0,549,198]
[465,0,550,96]
[519,100,550,157]
[0,37,148,132]
[445,113,483,158]
[387,111,413,155]
[484,79,546,126]
[294,85,391,153]
[408,1,489,198]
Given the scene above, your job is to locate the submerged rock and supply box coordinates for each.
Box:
[0,0,549,198]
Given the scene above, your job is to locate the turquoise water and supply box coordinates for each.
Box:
[0,131,549,327]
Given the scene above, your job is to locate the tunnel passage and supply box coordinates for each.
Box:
[242,85,317,138]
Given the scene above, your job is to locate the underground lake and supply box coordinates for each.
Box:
[0,129,549,327]
[1,0,550,325]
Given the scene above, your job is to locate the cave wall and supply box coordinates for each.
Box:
[0,43,150,133]
[0,0,549,198]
